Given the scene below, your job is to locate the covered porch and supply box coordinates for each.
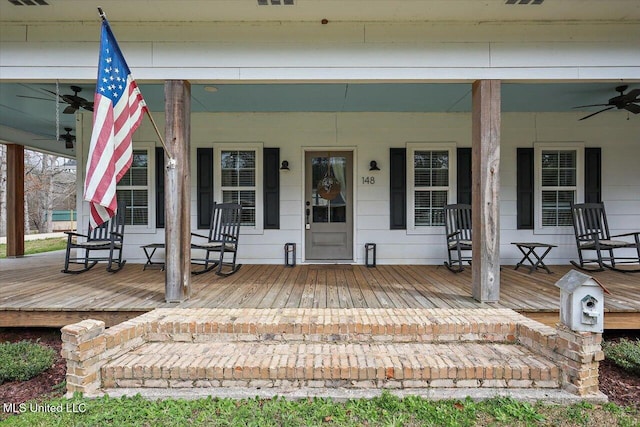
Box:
[1,251,638,329]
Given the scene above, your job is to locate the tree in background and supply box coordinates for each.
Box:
[24,150,76,233]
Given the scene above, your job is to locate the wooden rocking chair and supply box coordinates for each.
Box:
[191,202,242,276]
[444,203,472,273]
[61,201,126,274]
[570,202,640,273]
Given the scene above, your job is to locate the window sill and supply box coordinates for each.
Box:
[406,226,446,235]
[534,226,573,235]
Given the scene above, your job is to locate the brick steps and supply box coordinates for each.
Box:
[101,341,559,389]
[61,308,605,397]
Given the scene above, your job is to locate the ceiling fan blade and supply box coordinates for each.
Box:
[624,88,640,100]
[579,106,614,121]
[40,88,66,101]
[573,103,609,109]
[17,95,61,102]
[623,103,640,114]
[63,105,78,114]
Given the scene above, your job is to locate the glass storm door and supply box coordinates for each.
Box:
[305,151,353,260]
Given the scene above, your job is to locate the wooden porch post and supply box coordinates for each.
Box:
[164,80,191,302]
[6,144,25,258]
[471,80,501,302]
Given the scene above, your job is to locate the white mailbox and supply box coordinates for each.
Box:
[554,270,609,333]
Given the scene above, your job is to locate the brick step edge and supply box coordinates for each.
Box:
[137,308,524,344]
[101,342,560,389]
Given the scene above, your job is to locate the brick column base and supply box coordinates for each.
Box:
[554,324,604,396]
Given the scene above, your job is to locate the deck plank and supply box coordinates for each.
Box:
[1,252,639,328]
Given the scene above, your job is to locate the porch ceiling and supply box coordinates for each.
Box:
[2,81,639,158]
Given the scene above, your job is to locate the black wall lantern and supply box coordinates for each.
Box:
[280,160,290,170]
[369,160,380,171]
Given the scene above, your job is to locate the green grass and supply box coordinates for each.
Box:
[0,340,55,384]
[0,237,67,258]
[604,338,640,376]
[1,393,638,427]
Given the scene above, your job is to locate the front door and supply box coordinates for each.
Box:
[305,151,353,260]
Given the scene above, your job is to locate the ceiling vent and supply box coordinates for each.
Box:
[505,0,544,4]
[257,0,294,5]
[8,0,49,5]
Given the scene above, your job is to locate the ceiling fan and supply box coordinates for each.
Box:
[573,85,640,121]
[58,127,76,149]
[18,85,94,114]
[36,127,76,149]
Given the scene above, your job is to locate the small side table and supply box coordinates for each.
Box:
[511,242,557,274]
[141,243,165,270]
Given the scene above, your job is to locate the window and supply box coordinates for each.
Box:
[407,143,456,233]
[535,143,583,232]
[116,149,150,226]
[215,144,263,232]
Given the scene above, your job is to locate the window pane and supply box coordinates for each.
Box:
[130,208,148,226]
[414,150,448,188]
[431,170,448,187]
[541,169,558,187]
[130,168,147,186]
[542,150,575,187]
[120,151,148,186]
[559,169,576,186]
[431,151,449,169]
[241,209,255,227]
[222,151,255,186]
[222,191,238,204]
[116,189,148,226]
[414,170,431,187]
[239,169,255,186]
[221,151,236,169]
[221,170,237,187]
[541,152,558,169]
[542,190,574,226]
[131,152,148,168]
[222,190,255,226]
[414,190,447,226]
[239,191,255,208]
[558,151,576,168]
[414,151,431,168]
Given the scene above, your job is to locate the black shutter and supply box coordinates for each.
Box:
[155,147,165,228]
[197,148,214,229]
[456,147,472,205]
[389,147,406,230]
[263,148,280,229]
[516,148,534,229]
[584,147,602,203]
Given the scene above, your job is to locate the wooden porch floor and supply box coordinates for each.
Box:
[1,251,638,329]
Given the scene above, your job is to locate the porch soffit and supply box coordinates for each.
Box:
[2,81,640,158]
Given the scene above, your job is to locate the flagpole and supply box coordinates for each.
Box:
[145,110,176,166]
[96,7,175,166]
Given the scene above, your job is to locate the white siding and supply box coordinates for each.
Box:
[77,110,640,265]
[1,21,639,80]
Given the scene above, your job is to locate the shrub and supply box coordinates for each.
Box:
[604,338,640,376]
[0,340,55,383]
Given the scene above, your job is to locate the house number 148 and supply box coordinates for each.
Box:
[362,176,375,184]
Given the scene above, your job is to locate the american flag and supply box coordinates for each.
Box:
[83,18,147,229]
